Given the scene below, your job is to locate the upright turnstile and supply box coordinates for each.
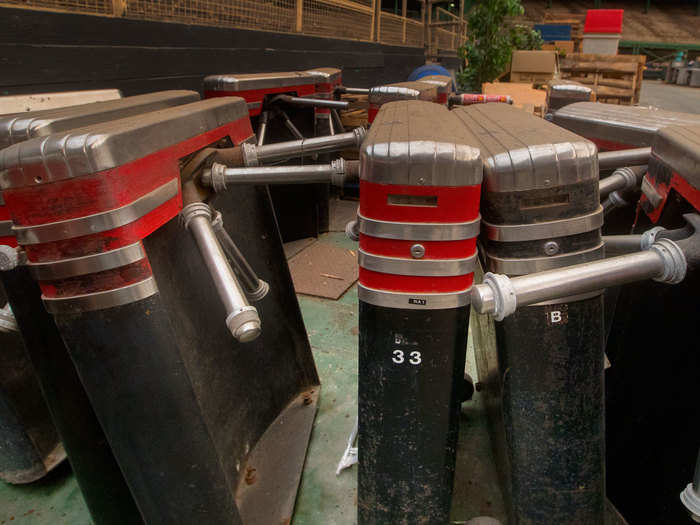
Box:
[203,68,348,241]
[357,100,482,523]
[454,103,606,525]
[604,124,700,524]
[203,70,322,117]
[0,96,319,524]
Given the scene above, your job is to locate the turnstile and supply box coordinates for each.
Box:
[0,90,199,520]
[552,101,700,151]
[604,124,700,524]
[203,68,348,241]
[454,102,606,525]
[0,96,319,524]
[357,100,482,523]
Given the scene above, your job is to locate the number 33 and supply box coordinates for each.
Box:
[392,350,422,365]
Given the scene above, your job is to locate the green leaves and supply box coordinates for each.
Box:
[456,0,541,92]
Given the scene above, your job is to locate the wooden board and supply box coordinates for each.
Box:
[340,93,368,129]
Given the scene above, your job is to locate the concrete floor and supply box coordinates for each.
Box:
[639,80,700,113]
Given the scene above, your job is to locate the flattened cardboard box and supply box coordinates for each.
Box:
[510,50,560,83]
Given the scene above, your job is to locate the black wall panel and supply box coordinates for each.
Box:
[0,7,426,96]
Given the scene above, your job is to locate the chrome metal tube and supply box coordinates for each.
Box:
[219,164,336,185]
[331,109,346,133]
[256,111,269,146]
[204,159,358,190]
[598,148,651,171]
[254,128,366,164]
[211,211,269,302]
[275,95,349,109]
[603,235,644,252]
[599,166,647,198]
[182,203,261,342]
[336,86,370,95]
[280,111,304,140]
[0,303,18,333]
[602,191,631,215]
[472,239,687,320]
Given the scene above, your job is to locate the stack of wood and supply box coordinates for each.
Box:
[543,11,586,52]
[339,93,368,130]
[560,53,646,105]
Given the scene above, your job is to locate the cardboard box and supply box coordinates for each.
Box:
[482,82,547,116]
[510,50,560,83]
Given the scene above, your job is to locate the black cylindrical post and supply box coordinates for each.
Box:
[357,100,482,523]
[1,267,144,524]
[454,103,606,524]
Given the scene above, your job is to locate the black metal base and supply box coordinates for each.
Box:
[476,295,606,525]
[358,301,470,524]
[1,269,143,524]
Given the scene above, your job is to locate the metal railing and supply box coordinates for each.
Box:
[1,0,465,51]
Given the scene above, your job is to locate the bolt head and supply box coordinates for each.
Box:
[543,241,560,256]
[410,244,425,259]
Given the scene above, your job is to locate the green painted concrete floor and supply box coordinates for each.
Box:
[0,232,505,525]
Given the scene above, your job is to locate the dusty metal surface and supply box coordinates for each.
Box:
[553,101,700,148]
[0,97,248,187]
[362,100,481,186]
[453,103,598,194]
[236,389,319,525]
[0,90,199,149]
[651,124,700,186]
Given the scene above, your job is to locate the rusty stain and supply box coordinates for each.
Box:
[244,466,257,485]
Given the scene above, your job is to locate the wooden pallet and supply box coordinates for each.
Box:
[560,53,646,105]
[339,93,368,130]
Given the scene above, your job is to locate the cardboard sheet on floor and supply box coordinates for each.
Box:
[284,237,317,260]
[288,242,358,299]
